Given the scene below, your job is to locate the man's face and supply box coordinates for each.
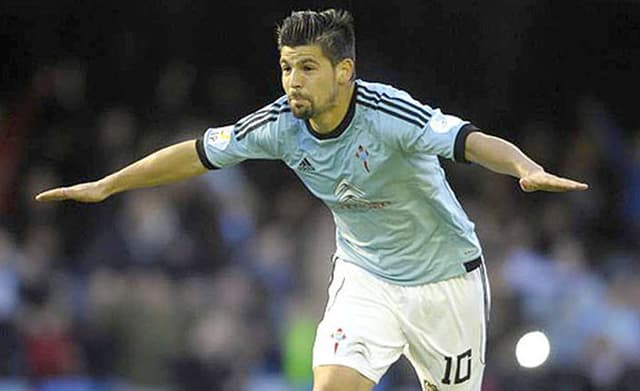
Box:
[279,45,339,120]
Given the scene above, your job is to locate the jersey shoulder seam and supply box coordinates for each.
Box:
[235,96,291,141]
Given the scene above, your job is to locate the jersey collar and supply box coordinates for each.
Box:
[304,82,357,140]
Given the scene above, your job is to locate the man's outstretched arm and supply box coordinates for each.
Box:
[464,131,589,192]
[35,139,208,202]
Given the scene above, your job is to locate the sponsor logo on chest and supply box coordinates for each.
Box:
[334,178,390,210]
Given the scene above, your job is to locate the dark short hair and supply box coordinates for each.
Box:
[277,9,356,65]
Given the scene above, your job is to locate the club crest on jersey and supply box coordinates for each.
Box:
[355,145,370,173]
[331,328,346,354]
[423,380,439,391]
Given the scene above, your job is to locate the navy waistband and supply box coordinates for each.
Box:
[464,257,482,272]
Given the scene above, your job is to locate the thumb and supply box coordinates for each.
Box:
[519,177,536,192]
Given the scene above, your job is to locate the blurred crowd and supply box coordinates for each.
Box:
[1,55,638,391]
[2,3,640,390]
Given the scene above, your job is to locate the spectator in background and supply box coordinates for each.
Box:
[578,97,640,248]
[5,3,640,390]
[33,9,588,391]
[0,229,22,377]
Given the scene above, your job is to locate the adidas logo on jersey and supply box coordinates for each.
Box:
[297,157,315,172]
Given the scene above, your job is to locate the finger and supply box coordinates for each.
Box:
[559,179,589,191]
[35,187,70,202]
[543,176,589,191]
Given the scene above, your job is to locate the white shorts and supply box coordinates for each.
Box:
[312,257,490,390]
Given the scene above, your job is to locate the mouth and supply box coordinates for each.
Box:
[290,100,309,111]
[289,94,308,103]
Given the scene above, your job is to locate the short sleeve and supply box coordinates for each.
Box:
[402,108,474,162]
[197,101,286,169]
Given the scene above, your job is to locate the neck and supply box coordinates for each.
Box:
[308,82,355,134]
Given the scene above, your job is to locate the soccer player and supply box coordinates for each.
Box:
[36,9,588,391]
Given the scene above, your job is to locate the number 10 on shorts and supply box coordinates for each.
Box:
[441,349,472,385]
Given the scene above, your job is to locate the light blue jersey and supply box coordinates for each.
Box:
[197,79,482,285]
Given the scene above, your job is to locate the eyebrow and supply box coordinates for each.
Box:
[279,57,320,66]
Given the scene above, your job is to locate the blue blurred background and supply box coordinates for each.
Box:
[1,0,639,390]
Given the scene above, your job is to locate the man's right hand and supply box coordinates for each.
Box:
[34,140,208,203]
[35,180,110,203]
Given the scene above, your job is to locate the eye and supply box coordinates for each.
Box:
[303,65,316,72]
[281,65,291,73]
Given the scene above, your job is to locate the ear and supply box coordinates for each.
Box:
[336,58,355,84]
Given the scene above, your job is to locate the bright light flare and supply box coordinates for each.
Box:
[515,330,550,368]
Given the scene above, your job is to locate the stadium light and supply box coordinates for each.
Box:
[515,330,550,368]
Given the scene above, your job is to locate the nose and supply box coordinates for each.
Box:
[288,69,303,89]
